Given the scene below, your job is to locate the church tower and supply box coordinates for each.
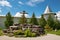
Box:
[43,6,56,20]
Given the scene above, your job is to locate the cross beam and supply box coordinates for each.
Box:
[20,11,28,15]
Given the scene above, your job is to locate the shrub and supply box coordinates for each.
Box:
[31,33,36,37]
[24,29,36,37]
[24,29,31,37]
[14,30,24,35]
[0,30,3,36]
[8,33,14,37]
[44,24,52,32]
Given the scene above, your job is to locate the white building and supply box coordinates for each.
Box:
[43,6,56,20]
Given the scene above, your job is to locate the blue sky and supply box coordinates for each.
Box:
[0,0,60,17]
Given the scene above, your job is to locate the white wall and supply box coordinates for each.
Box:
[0,16,20,28]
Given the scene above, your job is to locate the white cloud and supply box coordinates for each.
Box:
[36,16,41,18]
[26,0,45,6]
[31,0,44,2]
[0,0,12,7]
[18,1,24,5]
[18,0,45,6]
[14,12,29,18]
[0,15,5,16]
[27,2,35,6]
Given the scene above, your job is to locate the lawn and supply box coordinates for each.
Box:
[47,30,60,35]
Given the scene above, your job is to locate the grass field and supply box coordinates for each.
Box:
[46,30,60,35]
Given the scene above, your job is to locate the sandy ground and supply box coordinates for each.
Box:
[0,34,60,40]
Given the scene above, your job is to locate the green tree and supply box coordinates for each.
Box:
[39,15,46,28]
[19,11,27,24]
[47,14,54,28]
[53,16,60,30]
[30,13,38,25]
[54,20,60,30]
[5,12,13,29]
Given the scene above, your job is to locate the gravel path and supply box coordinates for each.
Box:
[0,34,60,40]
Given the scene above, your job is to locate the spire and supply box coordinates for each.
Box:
[44,5,52,14]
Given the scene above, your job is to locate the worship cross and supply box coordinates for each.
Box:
[20,11,28,24]
[20,11,28,16]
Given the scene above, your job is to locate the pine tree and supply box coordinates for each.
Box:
[30,13,38,25]
[19,11,27,24]
[5,12,13,29]
[39,15,46,28]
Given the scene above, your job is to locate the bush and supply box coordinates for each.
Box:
[14,30,24,35]
[24,29,31,37]
[31,33,36,37]
[14,29,37,37]
[44,24,52,32]
[0,30,3,36]
[24,29,36,37]
[8,33,14,37]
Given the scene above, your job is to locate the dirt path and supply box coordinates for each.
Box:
[0,34,60,40]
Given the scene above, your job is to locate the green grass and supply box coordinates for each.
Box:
[46,30,60,35]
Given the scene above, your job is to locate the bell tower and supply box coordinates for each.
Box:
[43,6,56,20]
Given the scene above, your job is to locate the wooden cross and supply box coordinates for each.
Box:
[20,11,28,24]
[20,11,28,16]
